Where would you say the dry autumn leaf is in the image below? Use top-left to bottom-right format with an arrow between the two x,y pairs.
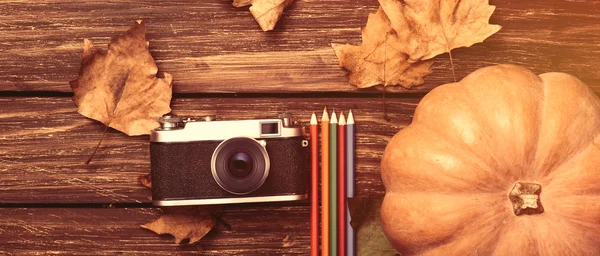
332,7 -> 433,88
70,21 -> 172,137
379,0 -> 501,62
141,206 -> 222,244
137,173 -> 152,189
233,0 -> 294,31
138,177 -> 225,244
334,0 -> 500,88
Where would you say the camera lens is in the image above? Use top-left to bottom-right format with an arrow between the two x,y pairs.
227,151 -> 254,179
211,137 -> 270,195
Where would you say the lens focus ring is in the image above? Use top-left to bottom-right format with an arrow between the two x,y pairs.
211,137 -> 270,195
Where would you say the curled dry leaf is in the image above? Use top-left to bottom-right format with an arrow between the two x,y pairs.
332,8 -> 433,88
70,21 -> 172,136
233,0 -> 294,31
138,178 -> 224,244
379,0 -> 501,62
137,173 -> 152,188
141,206 -> 222,244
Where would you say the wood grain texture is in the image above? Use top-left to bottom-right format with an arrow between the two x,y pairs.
0,206 -> 311,255
1,0 -> 599,93
0,96 -> 418,204
2,0 -> 600,253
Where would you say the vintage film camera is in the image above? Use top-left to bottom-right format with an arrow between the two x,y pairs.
150,113 -> 309,206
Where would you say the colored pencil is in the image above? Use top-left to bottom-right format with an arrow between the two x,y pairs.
329,111 -> 338,256
346,110 -> 355,197
338,112 -> 347,256
321,108 -> 330,256
310,112 -> 318,256
346,110 -> 356,256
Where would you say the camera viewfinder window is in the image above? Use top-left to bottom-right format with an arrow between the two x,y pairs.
261,122 -> 279,135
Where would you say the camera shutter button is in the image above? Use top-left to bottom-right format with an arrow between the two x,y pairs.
158,115 -> 183,129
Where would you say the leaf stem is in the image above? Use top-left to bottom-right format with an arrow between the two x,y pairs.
383,86 -> 389,121
449,50 -> 457,82
382,31 -> 389,121
86,74 -> 128,165
86,125 -> 110,165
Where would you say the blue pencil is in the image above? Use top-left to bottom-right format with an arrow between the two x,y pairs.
346,110 -> 355,197
346,110 -> 356,256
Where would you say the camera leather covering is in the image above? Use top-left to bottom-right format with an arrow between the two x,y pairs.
150,137 -> 308,203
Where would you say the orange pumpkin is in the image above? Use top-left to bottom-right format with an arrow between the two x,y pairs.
381,64 -> 600,255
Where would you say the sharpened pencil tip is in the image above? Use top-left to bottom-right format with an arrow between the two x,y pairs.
330,111 -> 338,123
339,112 -> 346,125
310,112 -> 318,125
347,110 -> 355,124
321,107 -> 329,121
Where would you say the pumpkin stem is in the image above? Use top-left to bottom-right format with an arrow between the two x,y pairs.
508,182 -> 544,216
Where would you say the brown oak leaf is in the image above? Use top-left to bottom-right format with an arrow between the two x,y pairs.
379,0 -> 501,62
233,0 -> 294,31
332,7 -> 433,88
70,20 -> 172,136
141,206 -> 222,244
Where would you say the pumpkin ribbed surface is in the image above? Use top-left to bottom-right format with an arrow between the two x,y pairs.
381,64 -> 600,255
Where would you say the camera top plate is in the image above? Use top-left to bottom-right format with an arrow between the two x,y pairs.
151,114 -> 303,143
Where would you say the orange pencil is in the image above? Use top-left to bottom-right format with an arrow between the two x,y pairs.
338,112 -> 347,256
321,107 -> 330,256
310,112 -> 319,256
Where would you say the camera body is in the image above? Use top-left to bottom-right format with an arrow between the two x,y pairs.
150,114 -> 309,206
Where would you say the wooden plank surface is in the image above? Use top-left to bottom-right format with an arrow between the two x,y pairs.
1,0 -> 599,93
0,96 -> 417,204
2,0 -> 600,254
0,206 -> 310,255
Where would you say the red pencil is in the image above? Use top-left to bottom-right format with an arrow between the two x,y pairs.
338,111 -> 347,256
310,112 -> 319,256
